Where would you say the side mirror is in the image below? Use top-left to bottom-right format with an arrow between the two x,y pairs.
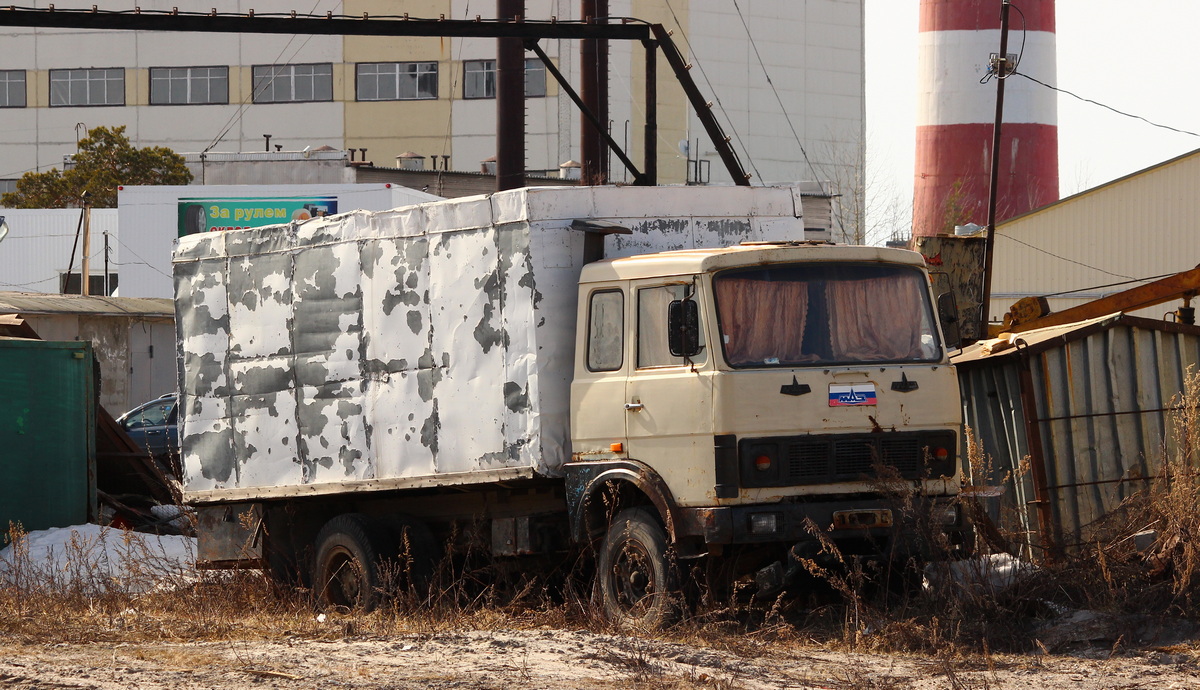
668,299 -> 702,358
937,291 -> 962,350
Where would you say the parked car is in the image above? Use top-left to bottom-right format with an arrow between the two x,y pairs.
116,393 -> 180,478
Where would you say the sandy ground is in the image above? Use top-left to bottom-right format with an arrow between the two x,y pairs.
1,629 -> 1198,689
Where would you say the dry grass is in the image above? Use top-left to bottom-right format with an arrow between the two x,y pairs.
7,379 -> 1200,671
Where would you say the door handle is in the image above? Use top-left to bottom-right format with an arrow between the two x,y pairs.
624,402 -> 644,411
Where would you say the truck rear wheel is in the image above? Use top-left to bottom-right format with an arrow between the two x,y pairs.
598,507 -> 679,628
313,513 -> 393,611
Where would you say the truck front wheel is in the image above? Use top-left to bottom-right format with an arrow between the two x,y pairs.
598,507 -> 679,628
313,514 -> 393,611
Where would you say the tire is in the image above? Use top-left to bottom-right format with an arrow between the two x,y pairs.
183,204 -> 206,235
598,507 -> 679,629
313,513 -> 394,611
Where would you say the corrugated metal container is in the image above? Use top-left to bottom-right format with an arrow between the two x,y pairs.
0,338 -> 96,533
173,184 -> 805,503
954,314 -> 1200,557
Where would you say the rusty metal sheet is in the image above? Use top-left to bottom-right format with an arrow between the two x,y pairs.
195,502 -> 264,566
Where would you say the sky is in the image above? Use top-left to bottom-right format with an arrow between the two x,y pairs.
864,1 -> 1200,238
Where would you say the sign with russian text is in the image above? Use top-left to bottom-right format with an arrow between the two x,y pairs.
178,196 -> 338,236
829,383 -> 877,407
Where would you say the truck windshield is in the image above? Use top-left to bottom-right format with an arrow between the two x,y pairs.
713,262 -> 941,367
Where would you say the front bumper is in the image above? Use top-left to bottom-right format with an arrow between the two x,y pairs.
677,496 -> 962,550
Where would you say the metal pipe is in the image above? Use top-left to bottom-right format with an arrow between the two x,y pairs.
580,0 -> 607,184
643,38 -> 657,186
0,8 -> 652,40
527,40 -> 643,183
496,0 -> 526,191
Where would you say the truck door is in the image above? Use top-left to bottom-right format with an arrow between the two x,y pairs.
570,286 -> 630,458
624,281 -> 714,506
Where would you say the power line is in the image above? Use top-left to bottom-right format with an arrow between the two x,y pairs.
661,0 -> 762,183
201,0 -> 326,154
111,237 -> 172,280
0,275 -> 59,289
996,233 -> 1136,280
1015,71 -> 1200,139
1040,272 -> 1177,298
729,0 -> 821,188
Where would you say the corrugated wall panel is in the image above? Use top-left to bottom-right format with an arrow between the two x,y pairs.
0,209 -> 119,294
989,151 -> 1200,322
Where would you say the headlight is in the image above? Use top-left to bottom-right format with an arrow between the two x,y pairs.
749,513 -> 780,534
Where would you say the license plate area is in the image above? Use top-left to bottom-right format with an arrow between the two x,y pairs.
831,509 -> 893,530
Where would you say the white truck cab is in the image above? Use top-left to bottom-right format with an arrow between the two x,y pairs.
567,242 -> 965,624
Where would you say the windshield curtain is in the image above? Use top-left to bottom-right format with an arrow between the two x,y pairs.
714,262 -> 940,367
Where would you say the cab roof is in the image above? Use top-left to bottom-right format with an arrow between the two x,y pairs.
578,242 -> 927,283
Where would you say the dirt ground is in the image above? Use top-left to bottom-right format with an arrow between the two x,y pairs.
1,629 -> 1198,689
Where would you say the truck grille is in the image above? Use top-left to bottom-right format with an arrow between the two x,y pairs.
740,432 -> 956,488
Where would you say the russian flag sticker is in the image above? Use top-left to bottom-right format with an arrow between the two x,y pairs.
829,384 -> 877,407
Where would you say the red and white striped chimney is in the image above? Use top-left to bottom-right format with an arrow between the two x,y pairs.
912,0 -> 1058,237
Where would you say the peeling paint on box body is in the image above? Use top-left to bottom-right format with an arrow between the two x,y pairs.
173,186 -> 803,497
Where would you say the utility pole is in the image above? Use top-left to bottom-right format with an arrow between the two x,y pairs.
979,0 -> 1011,339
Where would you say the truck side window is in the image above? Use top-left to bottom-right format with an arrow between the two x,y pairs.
638,284 -> 705,368
587,289 -> 623,371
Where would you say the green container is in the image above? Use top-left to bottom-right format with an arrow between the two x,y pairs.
0,339 -> 96,536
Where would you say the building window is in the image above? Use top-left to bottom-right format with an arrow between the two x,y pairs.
252,63 -> 333,103
61,272 -> 119,296
49,68 -> 124,107
463,59 -> 496,100
463,59 -> 546,99
150,66 -> 229,105
0,179 -> 16,195
357,62 -> 437,101
524,58 -> 546,98
0,70 -> 25,108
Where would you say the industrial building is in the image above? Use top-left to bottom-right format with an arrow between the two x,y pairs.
988,147 -> 1200,323
0,0 -> 865,227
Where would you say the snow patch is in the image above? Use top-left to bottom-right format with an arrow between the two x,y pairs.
0,524 -> 197,593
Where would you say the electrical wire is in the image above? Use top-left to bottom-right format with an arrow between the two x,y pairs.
111,237 -> 173,280
436,0 -> 473,167
729,0 -> 821,187
996,233 -> 1136,279
1015,71 -> 1200,139
0,275 -> 60,289
660,0 -> 762,183
201,0 -> 326,154
980,1 -> 1027,85
1039,272 -> 1177,298
982,2 -> 1199,139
